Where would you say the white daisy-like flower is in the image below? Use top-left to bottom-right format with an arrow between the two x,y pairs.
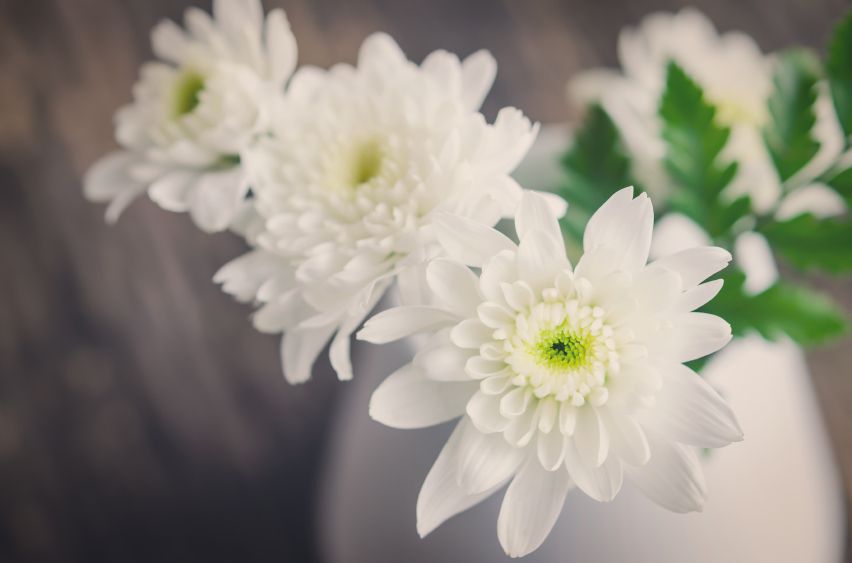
358,188 -> 742,558
215,33 -> 555,383
570,8 -> 843,213
83,0 -> 297,232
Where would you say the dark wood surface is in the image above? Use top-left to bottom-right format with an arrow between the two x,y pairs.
1,0 -> 850,561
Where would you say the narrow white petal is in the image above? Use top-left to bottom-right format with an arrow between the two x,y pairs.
563,441 -> 623,502
516,229 -> 568,293
214,249 -> 288,303
148,170 -> 196,212
497,459 -> 573,558
413,333 -> 472,382
433,212 -> 516,268
329,282 -> 388,381
479,250 -> 517,303
369,364 -> 476,429
150,19 -> 191,64
599,408 -> 650,466
537,430 -> 567,470
449,319 -> 493,349
649,363 -> 743,448
83,151 -> 147,223
651,246 -> 732,288
186,168 -> 247,233
584,187 -> 654,271
670,312 -> 732,362
460,49 -> 497,110
515,190 -> 565,248
358,32 -> 406,69
281,322 -> 337,384
467,391 -> 510,432
627,437 -> 707,513
417,420 -> 507,537
456,421 -> 525,494
426,259 -> 482,316
357,306 -> 458,344
676,279 -> 724,313
265,9 -> 298,85
574,407 -> 609,467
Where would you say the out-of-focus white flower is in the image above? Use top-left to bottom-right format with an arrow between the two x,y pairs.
359,188 -> 741,558
570,8 -> 844,213
215,33 -> 556,383
84,0 -> 297,231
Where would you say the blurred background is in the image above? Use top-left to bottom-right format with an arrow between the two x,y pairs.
1,0 -> 851,561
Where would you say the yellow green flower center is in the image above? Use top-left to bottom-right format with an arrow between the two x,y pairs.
532,327 -> 593,371
347,138 -> 384,187
172,70 -> 206,118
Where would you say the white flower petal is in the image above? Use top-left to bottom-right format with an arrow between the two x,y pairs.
456,421 -> 525,494
214,249 -> 288,303
537,429 -> 567,470
515,190 -> 565,250
426,259 -> 482,317
417,420 -> 507,537
583,187 -> 653,272
369,364 -> 476,429
670,312 -> 732,362
649,363 -> 743,447
651,246 -> 732,289
460,49 -> 497,111
599,408 -> 650,466
264,9 -> 298,85
281,322 -> 337,384
676,278 -> 724,313
574,406 -> 609,467
497,458 -> 573,558
148,170 -> 197,212
329,281 -> 388,381
186,168 -> 247,233
433,212 -> 516,268
83,151 -> 147,224
467,390 -> 510,432
627,437 -> 706,513
479,250 -> 517,303
357,306 -> 459,344
450,319 -> 493,349
517,229 -> 569,293
413,333 -> 472,382
563,441 -> 623,502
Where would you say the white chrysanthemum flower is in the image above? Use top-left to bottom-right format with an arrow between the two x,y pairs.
359,188 -> 742,558
215,33 -> 556,383
83,0 -> 296,231
570,8 -> 843,213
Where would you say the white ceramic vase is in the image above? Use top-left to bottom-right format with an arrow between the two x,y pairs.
317,127 -> 846,563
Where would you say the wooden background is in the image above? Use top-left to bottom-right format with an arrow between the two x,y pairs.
1,0 -> 850,561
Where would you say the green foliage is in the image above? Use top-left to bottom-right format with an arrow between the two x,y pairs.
760,213 -> 852,273
763,50 -> 822,181
826,166 -> 852,203
827,11 -> 852,142
558,103 -> 636,244
703,269 -> 847,345
659,62 -> 750,238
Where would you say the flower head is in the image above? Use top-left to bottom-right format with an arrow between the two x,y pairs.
359,187 -> 742,557
215,33 -> 552,383
84,0 -> 297,231
570,8 -> 842,212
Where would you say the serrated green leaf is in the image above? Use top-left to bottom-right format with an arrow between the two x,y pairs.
558,103 -> 636,247
659,62 -> 748,238
759,212 -> 852,273
827,11 -> 852,142
763,49 -> 822,181
702,269 -> 847,345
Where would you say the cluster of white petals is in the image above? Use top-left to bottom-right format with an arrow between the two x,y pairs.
360,188 -> 742,557
84,0 -> 296,231
215,33 -> 550,383
570,8 -> 844,213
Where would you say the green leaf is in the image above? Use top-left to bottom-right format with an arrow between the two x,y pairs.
827,11 -> 852,142
825,166 -> 852,203
703,269 -> 847,346
558,103 -> 636,245
763,49 -> 822,181
759,212 -> 852,273
659,62 -> 748,238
